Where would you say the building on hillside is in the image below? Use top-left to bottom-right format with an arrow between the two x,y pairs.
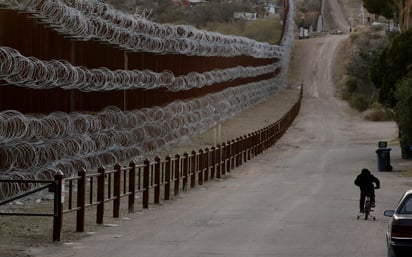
265,2 -> 281,14
183,0 -> 208,7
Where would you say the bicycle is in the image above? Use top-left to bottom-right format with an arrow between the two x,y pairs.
357,195 -> 376,221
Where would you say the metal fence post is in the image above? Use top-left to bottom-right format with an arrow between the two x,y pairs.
226,142 -> 231,173
143,159 -> 150,209
230,140 -> 236,169
242,136 -> 247,164
204,148 -> 209,182
234,138 -> 242,167
269,125 -> 275,146
154,156 -> 161,204
198,149 -> 204,186
165,155 -> 171,200
221,143 -> 226,176
128,161 -> 136,213
191,151 -> 196,188
211,147 -> 216,179
174,154 -> 180,196
183,153 -> 189,191
252,132 -> 257,157
237,138 -> 242,166
247,133 -> 252,157
76,168 -> 86,232
96,166 -> 105,224
216,144 -> 221,179
53,171 -> 64,242
113,163 -> 121,218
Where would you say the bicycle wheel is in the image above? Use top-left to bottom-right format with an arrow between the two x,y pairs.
364,202 -> 370,220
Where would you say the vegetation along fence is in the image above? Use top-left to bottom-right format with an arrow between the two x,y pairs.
0,86 -> 302,241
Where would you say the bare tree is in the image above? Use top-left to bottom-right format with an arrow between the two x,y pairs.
391,0 -> 412,31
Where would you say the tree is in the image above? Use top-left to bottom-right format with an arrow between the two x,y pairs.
343,27 -> 390,111
369,30 -> 412,159
394,72 -> 412,158
363,0 -> 395,20
369,30 -> 412,107
363,0 -> 412,31
391,0 -> 412,31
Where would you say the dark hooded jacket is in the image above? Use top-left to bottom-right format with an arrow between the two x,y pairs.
354,168 -> 380,192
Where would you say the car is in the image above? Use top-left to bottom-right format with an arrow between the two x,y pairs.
330,29 -> 343,35
384,189 -> 412,257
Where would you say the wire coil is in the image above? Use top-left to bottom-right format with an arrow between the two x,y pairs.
0,76 -> 283,198
0,46 -> 280,91
3,0 -> 285,58
0,0 -> 296,199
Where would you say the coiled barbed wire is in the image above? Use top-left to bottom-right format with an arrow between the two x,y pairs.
0,46 -> 280,91
0,0 -> 296,199
0,76 -> 283,198
1,0 -> 284,58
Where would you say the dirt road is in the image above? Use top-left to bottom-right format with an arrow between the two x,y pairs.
27,1 -> 412,257
323,0 -> 350,32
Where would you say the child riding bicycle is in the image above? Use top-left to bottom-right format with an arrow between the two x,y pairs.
354,168 -> 380,213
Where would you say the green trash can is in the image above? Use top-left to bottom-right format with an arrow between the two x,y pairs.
376,148 -> 392,171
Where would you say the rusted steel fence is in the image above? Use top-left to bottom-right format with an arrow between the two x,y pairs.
0,5 -> 280,114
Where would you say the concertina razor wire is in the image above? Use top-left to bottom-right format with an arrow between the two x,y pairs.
0,46 -> 280,92
0,77 -> 285,198
0,0 -> 296,198
1,0 -> 284,58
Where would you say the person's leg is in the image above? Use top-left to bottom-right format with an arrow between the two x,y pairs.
370,189 -> 376,207
360,191 -> 366,212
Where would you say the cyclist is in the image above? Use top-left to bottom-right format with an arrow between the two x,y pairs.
354,168 -> 380,213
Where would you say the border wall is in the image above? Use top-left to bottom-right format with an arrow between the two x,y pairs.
0,0 -> 295,180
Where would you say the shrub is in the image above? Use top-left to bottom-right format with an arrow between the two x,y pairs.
363,108 -> 393,121
342,25 -> 391,114
345,77 -> 358,93
395,73 -> 412,158
350,94 -> 369,111
341,76 -> 358,100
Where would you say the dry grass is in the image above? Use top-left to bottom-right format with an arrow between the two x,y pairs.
203,15 -> 283,44
400,168 -> 412,177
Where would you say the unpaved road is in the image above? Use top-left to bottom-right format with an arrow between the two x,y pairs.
323,0 -> 349,32
29,2 -> 412,257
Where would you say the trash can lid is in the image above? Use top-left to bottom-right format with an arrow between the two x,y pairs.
376,148 -> 392,152
378,141 -> 388,148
